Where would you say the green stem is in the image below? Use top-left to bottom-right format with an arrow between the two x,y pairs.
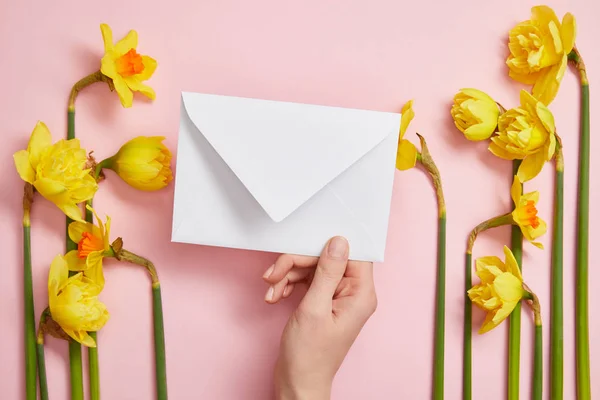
433,214 -> 446,400
68,110 -> 75,140
463,252 -> 472,400
571,49 -> 591,400
153,284 -> 168,400
508,160 -> 523,400
85,198 -> 101,400
36,309 -> 50,400
533,325 -> 543,400
67,211 -> 84,400
550,150 -> 564,400
23,184 -> 37,400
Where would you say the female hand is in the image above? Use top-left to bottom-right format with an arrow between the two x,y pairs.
263,236 -> 377,400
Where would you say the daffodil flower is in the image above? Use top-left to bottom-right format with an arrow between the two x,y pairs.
64,206 -> 112,289
48,255 -> 109,347
451,88 -> 500,141
100,24 -> 157,108
468,246 -> 525,334
510,176 -> 547,248
396,100 -> 418,170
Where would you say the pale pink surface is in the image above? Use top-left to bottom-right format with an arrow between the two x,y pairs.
0,0 -> 598,398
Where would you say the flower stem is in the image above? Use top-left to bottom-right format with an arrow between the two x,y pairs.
86,199 -> 101,400
416,134 -> 445,400
569,47 -> 591,400
22,183 -> 37,400
508,160 -> 523,400
467,213 -> 513,254
114,247 -> 167,399
36,309 -> 50,400
68,71 -> 107,112
463,252 -> 472,400
550,145 -> 564,400
524,288 -> 543,400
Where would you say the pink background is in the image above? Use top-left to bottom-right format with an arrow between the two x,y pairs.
0,0 -> 598,398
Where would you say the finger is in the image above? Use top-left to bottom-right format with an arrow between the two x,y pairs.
344,260 -> 374,283
283,283 -> 295,298
265,277 -> 288,304
263,254 -> 318,284
300,236 -> 349,313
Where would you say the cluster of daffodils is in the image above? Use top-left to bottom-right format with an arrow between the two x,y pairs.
16,23 -> 171,400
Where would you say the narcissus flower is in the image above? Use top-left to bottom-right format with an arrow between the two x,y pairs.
48,255 -> 109,347
510,176 -> 547,248
451,89 -> 500,141
102,136 -> 173,191
100,23 -> 157,108
65,206 -> 112,289
489,90 -> 556,182
468,246 -> 525,334
13,122 -> 98,221
506,6 -> 576,105
396,101 -> 418,171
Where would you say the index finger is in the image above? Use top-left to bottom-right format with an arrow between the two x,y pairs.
344,260 -> 374,282
263,254 -> 318,284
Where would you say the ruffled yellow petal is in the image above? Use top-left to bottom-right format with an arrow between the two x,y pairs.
493,272 -> 523,302
399,100 -> 414,139
536,101 -> 556,134
27,122 -> 53,168
100,23 -> 114,52
532,57 -> 566,105
13,150 -> 35,183
114,30 -> 138,56
396,139 -> 417,171
517,151 -> 546,182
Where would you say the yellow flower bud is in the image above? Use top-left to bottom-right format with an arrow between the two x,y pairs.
468,246 -> 524,334
13,122 -> 98,222
104,136 -> 173,191
506,6 -> 576,105
99,23 -> 157,108
451,89 -> 499,141
48,255 -> 109,347
489,90 -> 556,182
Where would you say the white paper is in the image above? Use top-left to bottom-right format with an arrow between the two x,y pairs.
172,92 -> 400,261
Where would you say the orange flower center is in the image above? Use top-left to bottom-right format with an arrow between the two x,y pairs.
78,232 -> 104,259
115,49 -> 145,77
521,200 -> 540,229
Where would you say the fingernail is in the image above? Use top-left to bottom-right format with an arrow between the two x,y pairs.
265,286 -> 274,302
263,265 -> 274,279
328,236 -> 348,258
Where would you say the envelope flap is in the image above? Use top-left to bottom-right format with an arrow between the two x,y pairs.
182,92 -> 400,222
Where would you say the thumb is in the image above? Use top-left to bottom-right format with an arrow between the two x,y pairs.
300,236 -> 349,313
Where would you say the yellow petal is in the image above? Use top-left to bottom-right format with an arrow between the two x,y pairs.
531,241 -> 544,249
13,150 -> 35,183
399,100 -> 414,138
48,255 -> 69,294
123,77 -> 156,100
396,139 -> 417,171
66,329 -> 96,348
503,246 -> 522,281
536,101 -> 556,134
100,23 -> 114,52
510,175 -> 521,206
136,56 -> 157,81
493,272 -> 524,302
532,57 -> 566,105
84,257 -> 105,290
489,141 -> 518,160
112,76 -> 134,108
114,29 -> 138,55
478,311 -> 498,334
61,203 -> 85,223
27,121 -> 53,168
64,250 -> 87,272
475,256 -> 504,283
517,152 -> 546,182
531,6 -> 561,34
561,13 -> 576,54
459,88 -> 496,103
100,53 -> 119,81
68,221 -> 94,243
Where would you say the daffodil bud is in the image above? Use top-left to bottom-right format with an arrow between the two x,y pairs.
468,246 -> 525,334
451,89 -> 500,141
506,6 -> 576,105
490,90 -> 556,182
48,255 -> 109,347
102,136 -> 173,191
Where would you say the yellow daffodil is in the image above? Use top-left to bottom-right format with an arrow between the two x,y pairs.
48,254 -> 109,347
13,122 -> 98,221
100,23 -> 157,108
396,100 -> 418,170
65,206 -> 112,289
468,246 -> 525,334
451,89 -> 500,141
507,6 -> 576,105
102,136 -> 173,191
489,90 -> 556,182
510,176 -> 547,248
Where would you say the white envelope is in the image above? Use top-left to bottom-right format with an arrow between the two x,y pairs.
171,92 -> 400,262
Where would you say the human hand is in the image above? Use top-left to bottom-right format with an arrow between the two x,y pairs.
262,236 -> 377,400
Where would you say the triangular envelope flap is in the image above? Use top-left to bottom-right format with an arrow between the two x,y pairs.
182,92 -> 400,222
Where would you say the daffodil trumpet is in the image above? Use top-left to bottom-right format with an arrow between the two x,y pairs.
508,160 -> 523,400
416,135 -> 446,400
568,46 -> 591,400
22,183 -> 37,400
550,141 -> 564,400
111,240 -> 168,400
